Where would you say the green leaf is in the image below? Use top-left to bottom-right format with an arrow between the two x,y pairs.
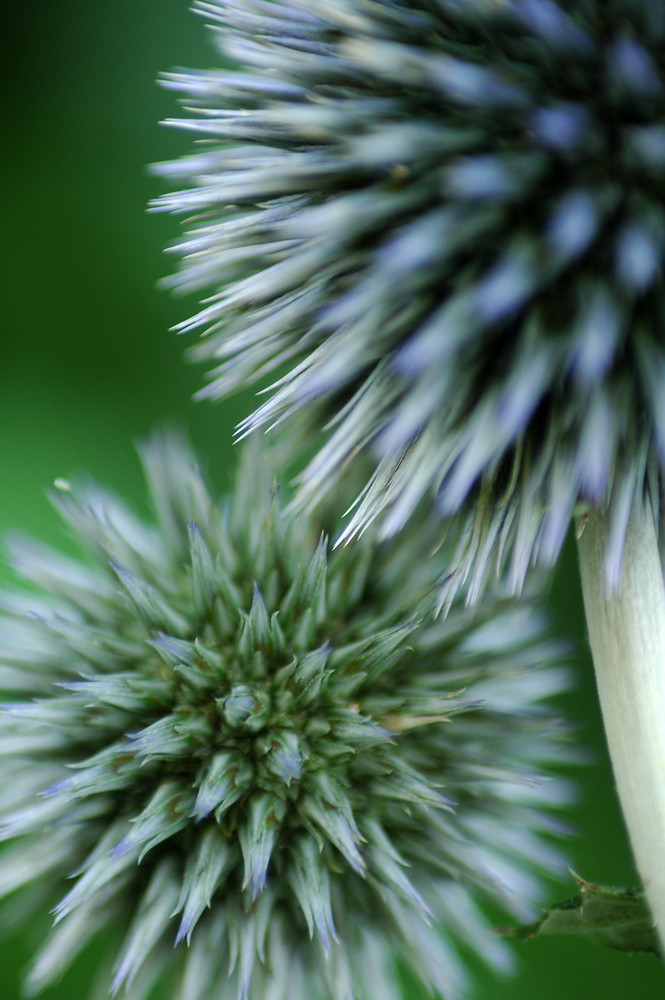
499,873 -> 661,957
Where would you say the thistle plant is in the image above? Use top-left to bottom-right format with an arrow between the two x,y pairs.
0,433 -> 573,1000
153,0 -> 665,948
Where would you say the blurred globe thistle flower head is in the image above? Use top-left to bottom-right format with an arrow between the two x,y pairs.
0,433 -> 574,1000
154,0 -> 665,604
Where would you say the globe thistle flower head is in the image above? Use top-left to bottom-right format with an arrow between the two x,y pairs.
154,0 -> 665,603
0,433 -> 575,1000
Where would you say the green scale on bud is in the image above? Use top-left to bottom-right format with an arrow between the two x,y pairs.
0,433 -> 575,1000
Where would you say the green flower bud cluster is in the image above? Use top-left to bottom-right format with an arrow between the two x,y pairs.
0,434 -> 574,1000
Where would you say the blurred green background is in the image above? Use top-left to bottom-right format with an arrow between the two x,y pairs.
1,2 -> 663,998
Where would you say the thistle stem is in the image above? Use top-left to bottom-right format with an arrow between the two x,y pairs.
577,499 -> 665,950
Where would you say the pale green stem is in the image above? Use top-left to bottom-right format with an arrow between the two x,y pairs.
577,499 -> 665,951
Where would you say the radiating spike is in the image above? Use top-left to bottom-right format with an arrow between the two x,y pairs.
112,861 -> 180,995
239,796 -> 285,901
174,827 -> 234,944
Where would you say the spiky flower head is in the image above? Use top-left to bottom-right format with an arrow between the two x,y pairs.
154,0 -> 665,603
0,433 -> 573,1000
